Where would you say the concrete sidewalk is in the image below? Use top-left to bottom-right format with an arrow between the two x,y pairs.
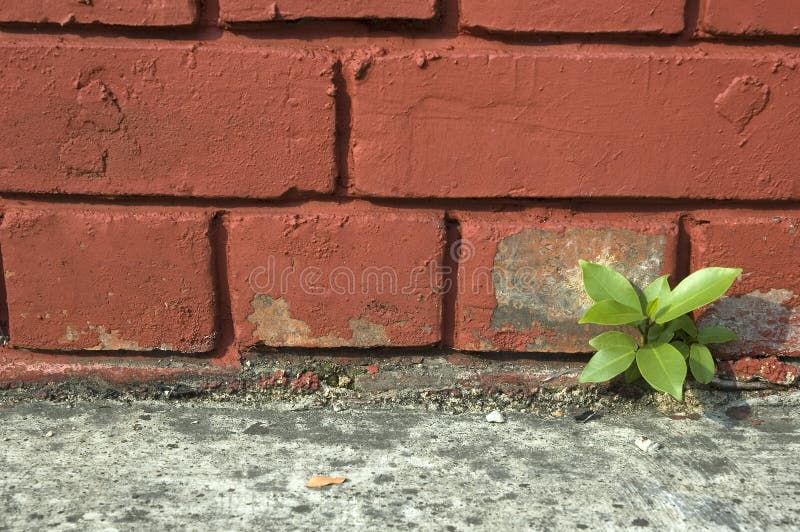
1,397 -> 799,531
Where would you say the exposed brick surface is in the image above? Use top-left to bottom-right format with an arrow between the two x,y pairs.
700,0 -> 800,36
226,203 -> 445,348
219,0 -> 437,22
1,1 -> 800,385
689,212 -> 800,358
0,206 -> 217,352
460,0 -> 685,34
718,356 -> 799,386
0,44 -> 336,198
0,0 -> 197,26
350,52 -> 800,199
453,210 -> 679,352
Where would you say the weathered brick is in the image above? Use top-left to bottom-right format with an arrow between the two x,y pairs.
718,357 -> 798,386
0,44 -> 336,198
219,0 -> 437,22
453,210 -> 678,352
350,51 -> 800,199
0,206 -> 217,352
699,0 -> 800,36
227,202 -> 444,348
0,0 -> 197,26
460,0 -> 684,34
689,212 -> 800,358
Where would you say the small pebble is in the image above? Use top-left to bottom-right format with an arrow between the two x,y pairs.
486,410 -> 506,423
574,410 -> 598,423
45,431 -> 54,438
635,436 -> 661,453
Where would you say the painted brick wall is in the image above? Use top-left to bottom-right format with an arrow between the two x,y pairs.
1,0 -> 799,383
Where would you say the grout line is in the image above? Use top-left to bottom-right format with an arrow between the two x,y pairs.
676,214 -> 693,281
208,210 -> 239,366
2,17 -> 800,48
684,0 -> 702,39
2,193 -> 800,213
332,60 -> 352,195
440,215 -> 461,348
199,0 -> 220,27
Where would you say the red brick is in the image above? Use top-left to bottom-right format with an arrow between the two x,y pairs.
0,0 -> 197,26
227,202 -> 444,348
460,0 -> 684,34
699,0 -> 800,36
718,357 -> 798,386
219,0 -> 437,22
453,210 -> 678,352
689,212 -> 800,358
349,51 -> 800,200
0,44 -> 336,198
0,205 -> 217,352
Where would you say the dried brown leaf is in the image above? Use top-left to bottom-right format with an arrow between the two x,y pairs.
306,475 -> 346,488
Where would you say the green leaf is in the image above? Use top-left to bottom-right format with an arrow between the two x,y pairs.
647,324 -> 664,343
579,260 -> 642,311
666,315 -> 698,339
624,362 -> 642,384
579,300 -> 646,325
655,267 -> 742,324
643,274 -> 671,316
689,343 -> 715,384
636,343 -> 687,400
655,329 -> 675,344
697,326 -> 738,344
646,298 -> 659,317
589,331 -> 638,351
579,346 -> 638,383
671,341 -> 690,360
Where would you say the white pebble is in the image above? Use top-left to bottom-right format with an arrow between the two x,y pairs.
635,436 -> 662,453
485,410 -> 506,423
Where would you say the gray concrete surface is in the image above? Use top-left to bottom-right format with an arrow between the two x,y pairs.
1,397 -> 799,531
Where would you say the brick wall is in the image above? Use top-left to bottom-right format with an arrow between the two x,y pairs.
1,0 -> 799,384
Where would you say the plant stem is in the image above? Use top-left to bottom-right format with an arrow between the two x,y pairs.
641,319 -> 653,345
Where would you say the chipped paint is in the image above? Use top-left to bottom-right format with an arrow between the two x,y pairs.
348,317 -> 390,346
487,227 -> 666,348
714,76 -> 770,133
62,325 -> 80,342
718,356 -> 798,385
247,295 -> 391,347
59,324 -> 174,351
89,326 -> 143,351
700,289 -> 800,357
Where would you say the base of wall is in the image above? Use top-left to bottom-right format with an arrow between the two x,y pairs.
2,349 -> 797,413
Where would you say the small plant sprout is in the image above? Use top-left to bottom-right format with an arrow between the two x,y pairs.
576,260 -> 742,400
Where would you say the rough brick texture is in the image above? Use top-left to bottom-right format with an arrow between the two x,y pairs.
227,203 -> 444,348
460,0 -> 685,34
350,52 -> 800,199
0,44 -> 336,198
0,1 -> 198,26
689,212 -> 800,358
700,0 -> 800,36
2,1 -> 800,383
453,210 -> 678,352
718,357 -> 798,386
219,0 -> 437,22
0,206 -> 216,352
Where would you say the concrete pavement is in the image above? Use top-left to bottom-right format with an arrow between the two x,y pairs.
1,395 -> 799,531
